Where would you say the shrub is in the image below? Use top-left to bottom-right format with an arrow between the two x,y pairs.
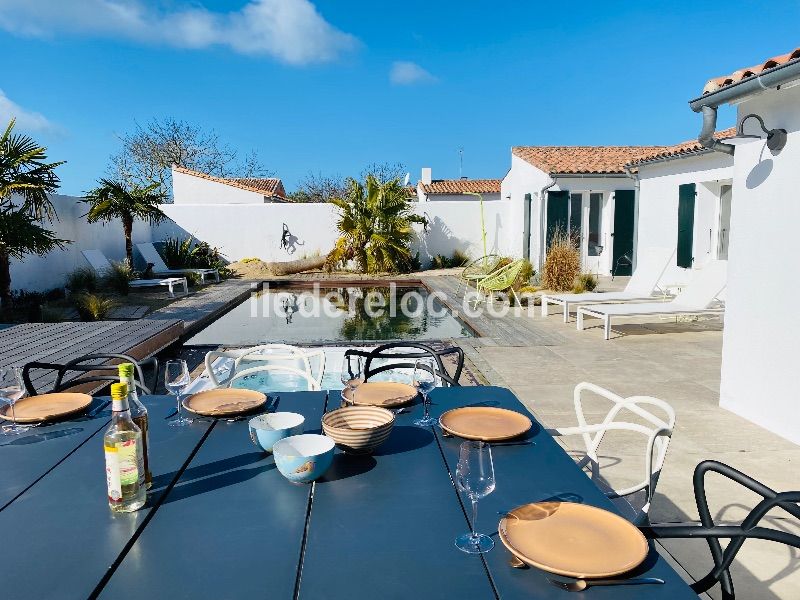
514,259 -> 535,289
103,261 -> 133,295
430,254 -> 450,269
541,230 -> 581,292
450,249 -> 470,267
517,285 -> 540,306
74,293 -> 118,321
66,267 -> 99,294
573,273 -> 598,294
162,236 -> 229,278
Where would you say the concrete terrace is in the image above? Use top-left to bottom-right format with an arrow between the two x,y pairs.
418,273 -> 799,600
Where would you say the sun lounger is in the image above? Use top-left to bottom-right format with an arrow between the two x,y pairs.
81,249 -> 188,297
136,242 -> 219,284
541,247 -> 674,322
577,260 -> 727,340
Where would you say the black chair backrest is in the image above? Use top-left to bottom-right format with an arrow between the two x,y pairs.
642,460 -> 800,599
344,342 -> 464,387
22,353 -> 158,396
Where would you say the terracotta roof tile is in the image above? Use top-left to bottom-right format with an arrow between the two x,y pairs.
702,47 -> 800,95
512,146 -> 668,175
420,179 -> 501,194
173,166 -> 287,200
628,128 -> 737,166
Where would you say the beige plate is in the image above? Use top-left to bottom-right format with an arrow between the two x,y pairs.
439,406 -> 531,441
499,502 -> 649,578
342,382 -> 418,408
0,393 -> 93,423
183,388 -> 267,417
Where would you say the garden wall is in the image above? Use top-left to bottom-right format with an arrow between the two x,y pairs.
151,199 -> 517,266
10,194 -> 153,293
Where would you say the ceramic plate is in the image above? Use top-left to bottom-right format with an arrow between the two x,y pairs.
342,382 -> 417,408
499,502 -> 649,578
439,406 -> 531,441
0,393 -> 92,423
184,388 -> 267,417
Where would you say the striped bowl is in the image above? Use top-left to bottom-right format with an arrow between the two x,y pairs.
321,405 -> 396,454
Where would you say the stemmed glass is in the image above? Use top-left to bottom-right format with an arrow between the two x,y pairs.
0,367 -> 29,434
412,358 -> 439,427
340,354 -> 363,403
455,440 -> 496,554
165,360 -> 192,427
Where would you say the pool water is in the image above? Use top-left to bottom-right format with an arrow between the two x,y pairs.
188,285 -> 474,346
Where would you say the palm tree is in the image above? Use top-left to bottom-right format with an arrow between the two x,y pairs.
326,174 -> 426,273
0,119 -> 68,306
82,179 -> 167,267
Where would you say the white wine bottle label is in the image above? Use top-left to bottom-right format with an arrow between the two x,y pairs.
104,444 -> 122,503
116,439 -> 140,487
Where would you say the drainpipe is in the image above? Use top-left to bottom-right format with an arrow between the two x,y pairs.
698,105 -> 735,156
537,176 -> 558,269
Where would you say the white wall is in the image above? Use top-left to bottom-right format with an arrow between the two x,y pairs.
500,154 -> 549,264
719,84 -> 800,444
10,194 -> 153,292
637,152 -> 734,284
152,200 -> 514,267
172,169 -> 266,204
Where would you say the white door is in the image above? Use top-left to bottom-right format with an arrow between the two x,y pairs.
717,184 -> 732,260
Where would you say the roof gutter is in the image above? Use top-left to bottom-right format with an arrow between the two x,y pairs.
689,59 -> 800,157
538,176 -> 558,269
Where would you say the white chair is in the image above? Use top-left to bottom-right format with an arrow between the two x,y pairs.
547,382 -> 676,524
136,242 -> 220,284
577,260 -> 727,340
541,247 -> 674,322
204,344 -> 326,388
228,364 -> 321,392
81,249 -> 188,297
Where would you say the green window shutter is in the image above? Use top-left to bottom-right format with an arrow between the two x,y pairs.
546,190 -> 570,249
612,190 -> 636,276
677,183 -> 696,268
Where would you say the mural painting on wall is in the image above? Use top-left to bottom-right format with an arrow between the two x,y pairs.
280,223 -> 305,255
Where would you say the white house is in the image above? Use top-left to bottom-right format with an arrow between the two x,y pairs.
685,46 -> 800,444
630,129 -> 735,285
172,166 -> 288,204
500,145 -> 669,274
416,167 -> 501,202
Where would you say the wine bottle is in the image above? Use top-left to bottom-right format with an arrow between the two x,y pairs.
104,382 -> 146,512
118,363 -> 152,488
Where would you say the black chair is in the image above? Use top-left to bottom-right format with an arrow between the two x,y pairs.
641,460 -> 800,599
22,353 -> 158,396
344,342 -> 464,387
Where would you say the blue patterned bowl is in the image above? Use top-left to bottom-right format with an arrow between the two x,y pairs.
248,412 -> 305,453
273,434 -> 335,483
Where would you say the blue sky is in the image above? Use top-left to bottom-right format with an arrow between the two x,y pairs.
1,0 -> 798,196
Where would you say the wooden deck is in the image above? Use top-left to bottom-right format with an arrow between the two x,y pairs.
147,280 -> 254,337
0,319 -> 183,393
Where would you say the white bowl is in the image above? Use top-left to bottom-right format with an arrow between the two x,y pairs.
248,412 -> 305,452
272,434 -> 335,483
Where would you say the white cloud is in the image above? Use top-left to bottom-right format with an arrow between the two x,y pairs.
0,89 -> 55,132
0,0 -> 357,65
390,61 -> 436,85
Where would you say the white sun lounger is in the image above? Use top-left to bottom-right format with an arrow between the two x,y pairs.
541,247 -> 674,322
136,242 -> 220,284
577,260 -> 727,340
81,249 -> 188,298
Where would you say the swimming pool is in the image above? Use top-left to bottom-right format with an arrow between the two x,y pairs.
187,284 -> 474,346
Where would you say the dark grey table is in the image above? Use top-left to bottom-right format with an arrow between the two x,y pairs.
1,387 -> 695,599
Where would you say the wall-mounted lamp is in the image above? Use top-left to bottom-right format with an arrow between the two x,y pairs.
730,113 -> 787,152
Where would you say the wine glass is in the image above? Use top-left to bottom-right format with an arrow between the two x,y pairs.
165,360 -> 192,427
0,367 -> 28,434
340,354 -> 363,403
412,358 -> 439,427
455,440 -> 496,554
